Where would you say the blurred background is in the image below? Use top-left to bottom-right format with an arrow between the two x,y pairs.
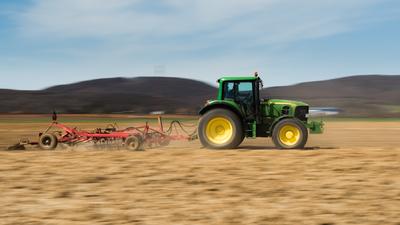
0,0 -> 400,117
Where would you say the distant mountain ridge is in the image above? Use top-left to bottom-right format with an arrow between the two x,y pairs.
262,75 -> 400,117
1,75 -> 399,117
0,77 -> 216,114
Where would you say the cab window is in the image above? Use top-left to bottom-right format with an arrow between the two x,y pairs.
223,82 -> 235,100
223,82 -> 253,101
237,82 -> 253,103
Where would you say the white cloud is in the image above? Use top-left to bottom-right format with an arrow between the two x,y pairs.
19,0 -> 388,43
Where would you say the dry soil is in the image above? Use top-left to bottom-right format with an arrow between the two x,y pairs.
0,120 -> 399,225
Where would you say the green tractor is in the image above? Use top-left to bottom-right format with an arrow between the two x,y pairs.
198,74 -> 324,149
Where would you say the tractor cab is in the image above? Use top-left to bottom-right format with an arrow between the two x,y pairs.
217,75 -> 262,121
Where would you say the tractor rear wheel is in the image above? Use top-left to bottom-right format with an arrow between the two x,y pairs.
272,119 -> 308,149
198,109 -> 243,149
39,134 -> 58,150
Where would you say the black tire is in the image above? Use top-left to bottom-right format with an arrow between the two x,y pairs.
272,119 -> 308,149
125,135 -> 142,151
39,134 -> 58,150
198,108 -> 244,149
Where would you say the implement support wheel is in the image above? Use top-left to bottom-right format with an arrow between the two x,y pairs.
125,135 -> 143,151
39,134 -> 58,150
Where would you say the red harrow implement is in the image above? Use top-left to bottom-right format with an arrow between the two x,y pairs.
8,113 -> 197,151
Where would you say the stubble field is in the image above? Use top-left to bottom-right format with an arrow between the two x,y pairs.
0,115 -> 399,225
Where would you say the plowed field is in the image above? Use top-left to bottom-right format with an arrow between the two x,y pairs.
0,118 -> 399,225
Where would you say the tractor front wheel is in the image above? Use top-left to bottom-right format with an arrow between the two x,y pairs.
272,119 -> 308,149
198,109 -> 243,149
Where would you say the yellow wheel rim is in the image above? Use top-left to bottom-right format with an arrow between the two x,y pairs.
206,117 -> 233,145
279,125 -> 301,146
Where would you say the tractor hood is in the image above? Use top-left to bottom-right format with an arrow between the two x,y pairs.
263,99 -> 309,107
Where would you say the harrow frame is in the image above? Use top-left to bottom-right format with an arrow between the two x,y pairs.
8,114 -> 197,151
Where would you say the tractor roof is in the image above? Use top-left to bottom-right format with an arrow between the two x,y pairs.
218,76 -> 259,83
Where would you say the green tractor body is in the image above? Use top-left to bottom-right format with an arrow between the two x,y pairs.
198,75 -> 324,149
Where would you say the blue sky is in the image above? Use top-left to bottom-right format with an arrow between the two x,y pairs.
0,0 -> 400,90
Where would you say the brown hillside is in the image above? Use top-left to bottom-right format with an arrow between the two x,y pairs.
0,75 -> 399,116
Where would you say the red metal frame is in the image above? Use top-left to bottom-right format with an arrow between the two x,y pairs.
39,116 -> 193,147
9,115 -> 197,150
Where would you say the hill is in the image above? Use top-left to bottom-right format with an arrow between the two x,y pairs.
262,75 -> 400,117
0,75 -> 399,116
0,77 -> 216,114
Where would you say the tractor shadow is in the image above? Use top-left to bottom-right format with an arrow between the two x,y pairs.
237,146 -> 339,151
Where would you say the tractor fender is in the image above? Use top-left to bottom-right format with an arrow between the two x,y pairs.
269,116 -> 303,134
199,103 -> 243,121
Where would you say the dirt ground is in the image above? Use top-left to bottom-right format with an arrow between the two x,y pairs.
0,119 -> 399,225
